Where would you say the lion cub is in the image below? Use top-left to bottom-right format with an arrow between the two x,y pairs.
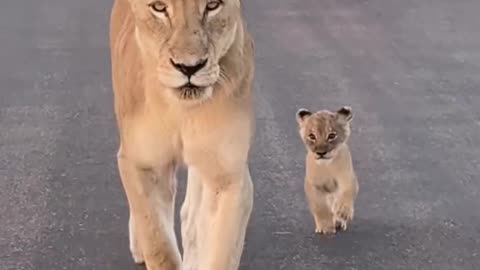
296,106 -> 359,234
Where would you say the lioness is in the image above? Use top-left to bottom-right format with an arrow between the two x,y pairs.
296,107 -> 359,234
109,0 -> 255,269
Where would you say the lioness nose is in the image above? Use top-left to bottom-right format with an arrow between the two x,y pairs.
170,58 -> 208,77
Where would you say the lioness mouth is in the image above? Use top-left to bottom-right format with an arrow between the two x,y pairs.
176,83 -> 206,100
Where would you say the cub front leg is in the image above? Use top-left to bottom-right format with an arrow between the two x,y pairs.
333,179 -> 359,231
198,168 -> 254,270
117,153 -> 181,270
304,182 -> 336,235
333,200 -> 354,231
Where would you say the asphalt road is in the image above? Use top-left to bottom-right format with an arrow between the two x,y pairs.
1,0 -> 480,269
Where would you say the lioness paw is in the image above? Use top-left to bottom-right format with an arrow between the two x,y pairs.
131,249 -> 145,265
129,235 -> 144,265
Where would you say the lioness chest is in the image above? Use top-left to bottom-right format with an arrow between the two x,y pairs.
122,99 -> 253,172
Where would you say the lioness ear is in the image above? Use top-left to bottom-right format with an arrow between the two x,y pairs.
336,106 -> 353,122
296,108 -> 312,124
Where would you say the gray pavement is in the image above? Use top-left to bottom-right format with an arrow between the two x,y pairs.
1,0 -> 480,269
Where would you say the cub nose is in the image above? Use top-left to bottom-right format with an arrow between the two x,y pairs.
316,151 -> 327,157
170,58 -> 208,77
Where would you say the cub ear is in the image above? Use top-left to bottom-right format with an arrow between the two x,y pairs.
296,108 -> 312,124
336,106 -> 353,122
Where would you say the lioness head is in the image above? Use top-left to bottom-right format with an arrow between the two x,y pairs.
128,0 -> 241,101
296,106 -> 353,160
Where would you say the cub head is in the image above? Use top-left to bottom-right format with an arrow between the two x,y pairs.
128,0 -> 241,100
296,106 -> 353,160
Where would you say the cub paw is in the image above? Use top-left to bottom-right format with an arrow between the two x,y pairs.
335,219 -> 348,231
335,204 -> 354,231
314,220 -> 337,235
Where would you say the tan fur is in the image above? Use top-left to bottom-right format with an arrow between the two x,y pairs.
296,107 -> 359,234
109,0 -> 255,269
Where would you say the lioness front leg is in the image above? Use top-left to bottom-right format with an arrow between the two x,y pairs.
180,168 -> 204,270
117,154 -> 181,270
198,169 -> 254,270
128,213 -> 144,264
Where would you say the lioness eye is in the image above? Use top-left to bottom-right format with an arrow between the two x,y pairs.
206,0 -> 222,12
149,1 -> 167,13
308,134 -> 316,141
327,133 -> 337,140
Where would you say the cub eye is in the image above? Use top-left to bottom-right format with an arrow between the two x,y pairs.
149,1 -> 167,13
327,132 -> 337,141
206,0 -> 222,12
308,134 -> 316,141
